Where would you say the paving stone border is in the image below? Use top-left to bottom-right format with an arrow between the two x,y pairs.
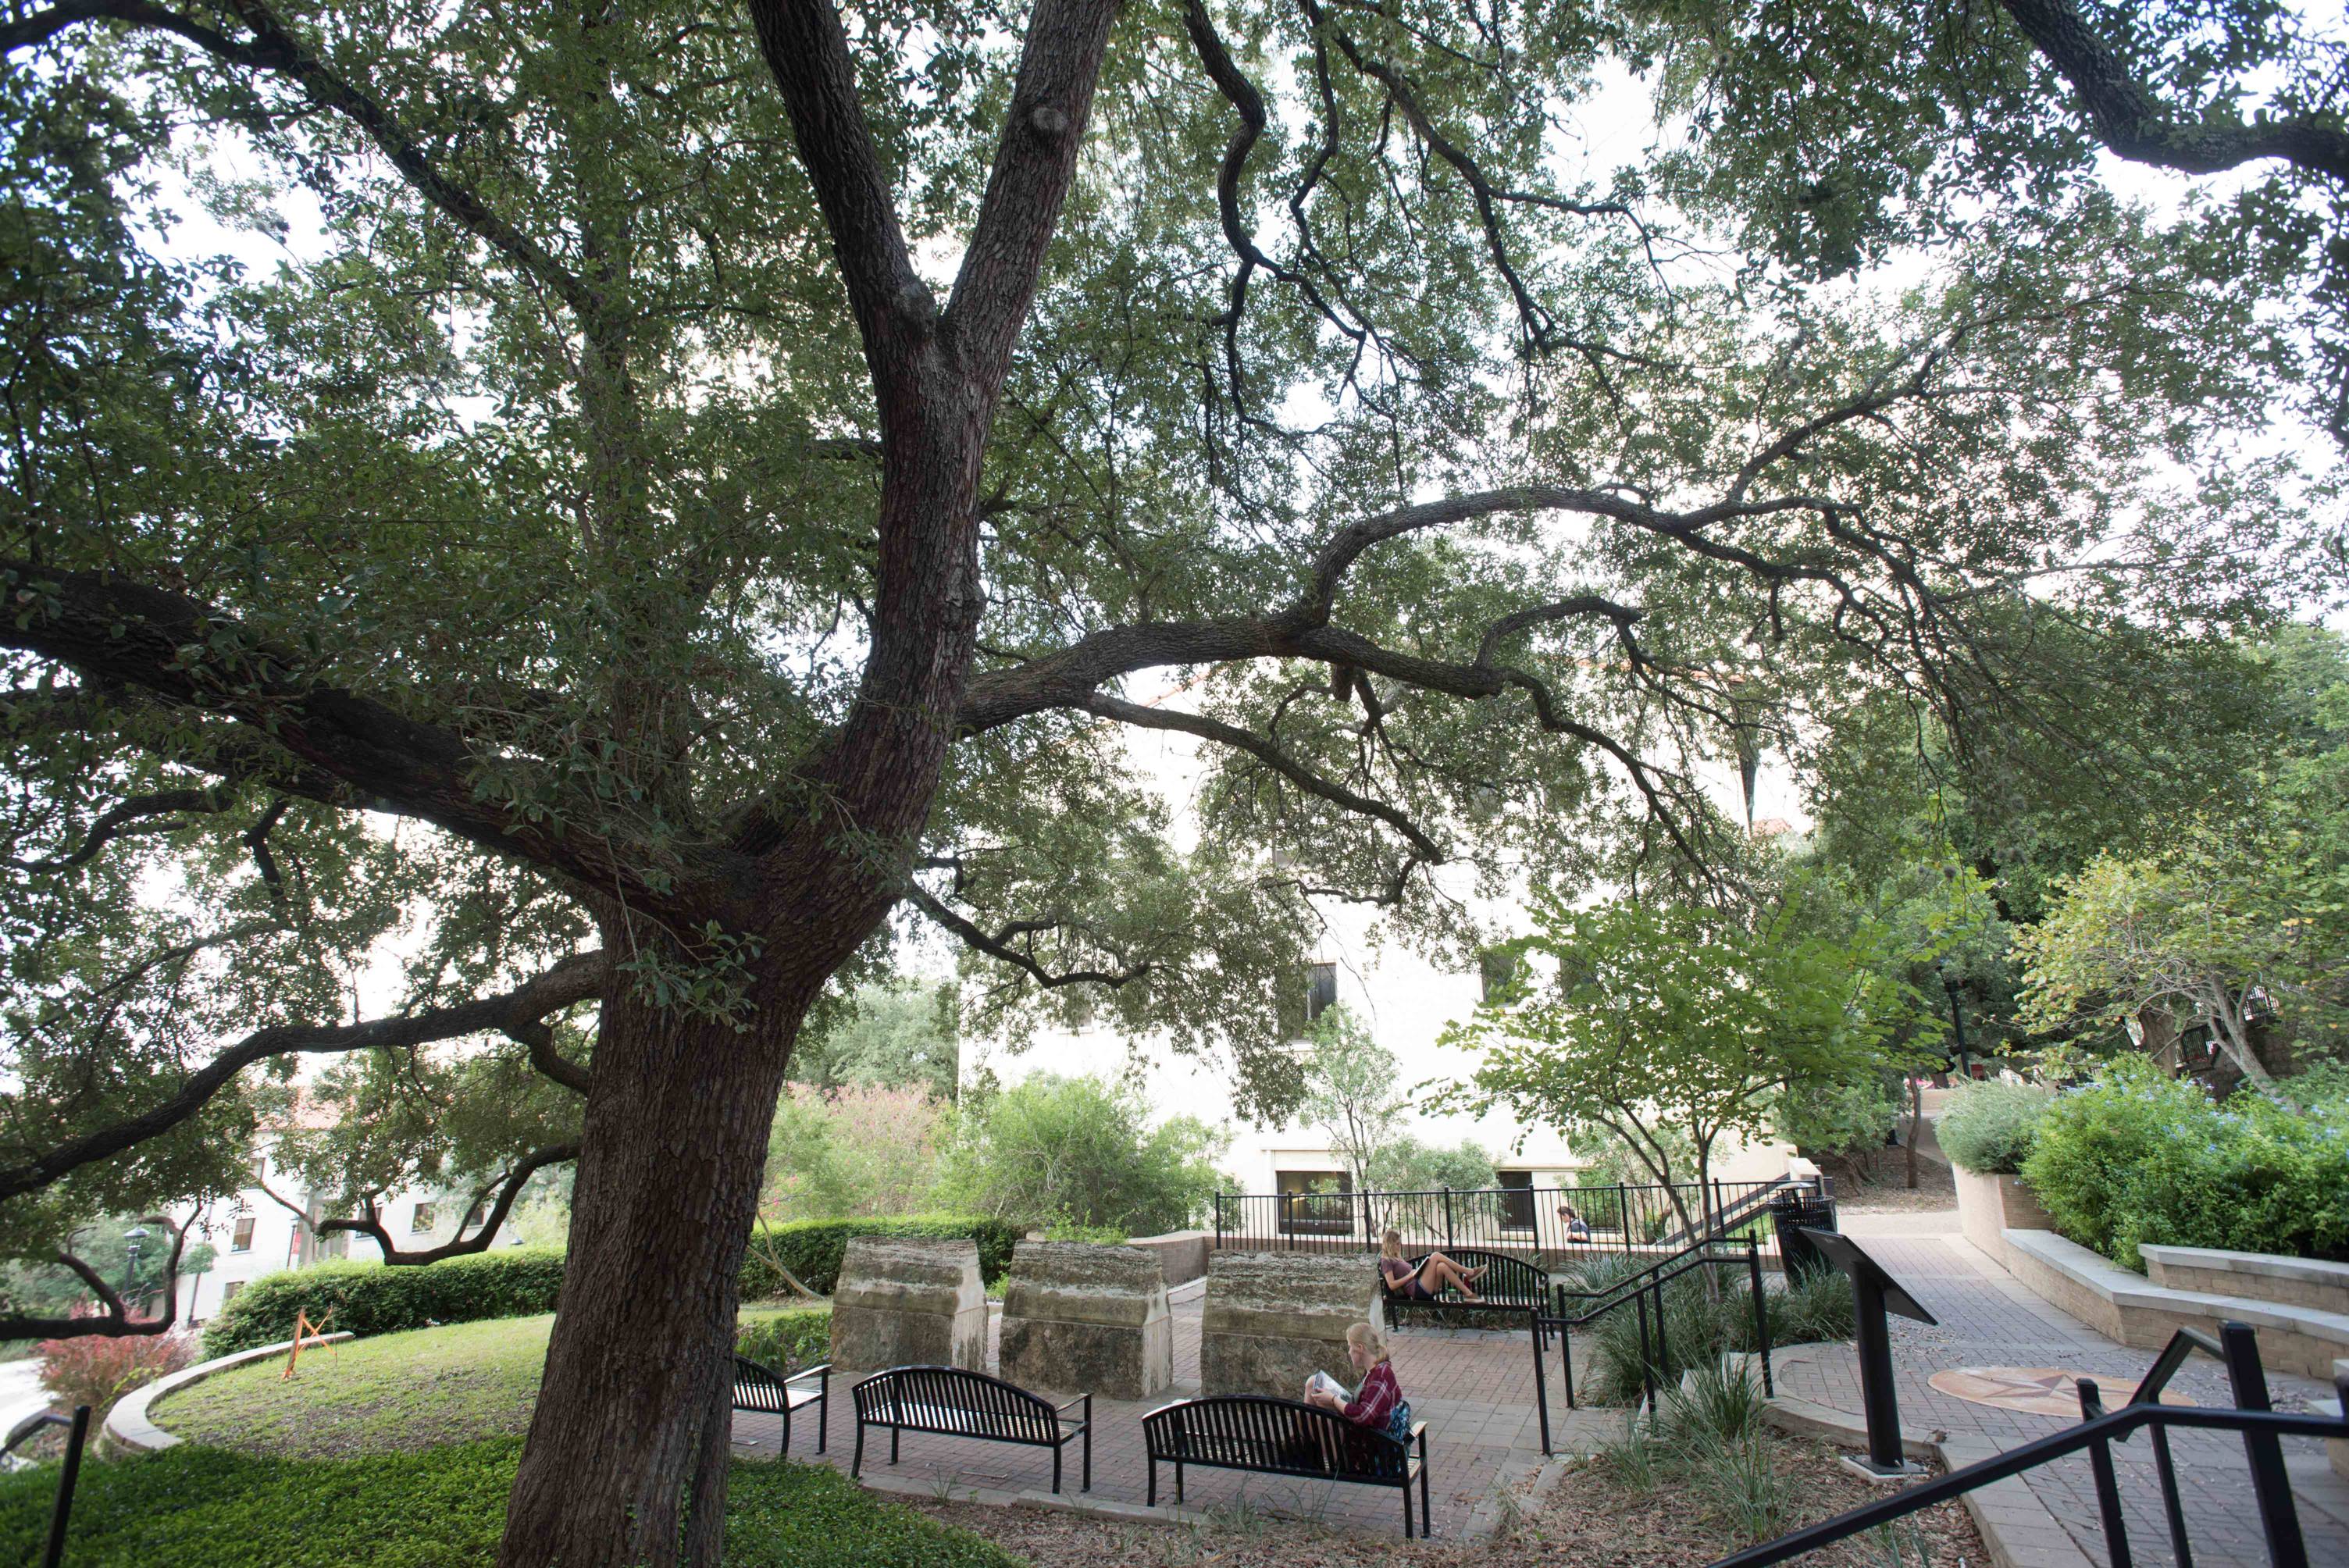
106,1332 -> 355,1452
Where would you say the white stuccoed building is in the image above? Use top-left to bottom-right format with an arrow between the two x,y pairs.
166,1114 -> 532,1324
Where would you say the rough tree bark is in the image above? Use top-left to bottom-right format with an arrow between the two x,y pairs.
498,972 -> 799,1566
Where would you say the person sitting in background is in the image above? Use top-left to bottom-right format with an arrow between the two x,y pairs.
1558,1203 -> 1593,1242
1376,1227 -> 1485,1300
1304,1322 -> 1413,1441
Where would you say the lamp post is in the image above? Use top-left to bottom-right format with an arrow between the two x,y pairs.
1936,959 -> 1973,1081
122,1225 -> 148,1308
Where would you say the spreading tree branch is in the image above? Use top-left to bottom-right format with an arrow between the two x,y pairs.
0,952 -> 605,1203
903,883 -> 1153,989
1998,0 -> 2349,185
0,562 -> 663,894
315,1142 -> 579,1265
0,1213 -> 188,1341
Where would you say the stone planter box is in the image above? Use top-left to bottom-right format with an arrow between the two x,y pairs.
1952,1164 -> 2051,1267
1199,1249 -> 1381,1399
829,1236 -> 987,1375
999,1240 -> 1172,1399
2141,1245 -> 2349,1315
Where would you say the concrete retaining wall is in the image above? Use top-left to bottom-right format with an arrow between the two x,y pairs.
2002,1230 -> 2349,1379
2141,1245 -> 2349,1315
1127,1229 -> 1210,1286
1952,1165 -> 2052,1269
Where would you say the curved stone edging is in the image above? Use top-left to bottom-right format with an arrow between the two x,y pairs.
106,1332 -> 355,1452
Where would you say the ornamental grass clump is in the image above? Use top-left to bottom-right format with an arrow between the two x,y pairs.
1936,1078 -> 2054,1174
2020,1057 -> 2349,1269
1570,1253 -> 1854,1406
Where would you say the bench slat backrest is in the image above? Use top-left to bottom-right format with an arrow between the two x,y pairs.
1144,1396 -> 1406,1479
1382,1248 -> 1546,1305
852,1366 -> 1060,1444
733,1356 -> 792,1417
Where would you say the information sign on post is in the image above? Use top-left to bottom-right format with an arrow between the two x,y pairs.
1798,1228 -> 1937,1479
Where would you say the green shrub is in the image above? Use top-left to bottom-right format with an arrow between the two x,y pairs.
736,1306 -> 830,1374
202,1217 -> 1020,1357
0,1437 -> 1019,1566
2021,1058 -> 2349,1269
1937,1078 -> 2054,1174
739,1214 -> 1023,1299
201,1247 -> 569,1357
1568,1253 -> 1854,1406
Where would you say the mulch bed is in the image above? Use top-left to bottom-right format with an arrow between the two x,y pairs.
907,1429 -> 1989,1566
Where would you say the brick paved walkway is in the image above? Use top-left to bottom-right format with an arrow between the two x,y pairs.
1773,1226 -> 2349,1566
728,1282 -> 1595,1538
729,1221 -> 2349,1557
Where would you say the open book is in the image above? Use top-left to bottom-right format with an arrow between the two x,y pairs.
1305,1371 -> 1350,1402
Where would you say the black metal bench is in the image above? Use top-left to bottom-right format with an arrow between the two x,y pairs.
850,1365 -> 1092,1493
733,1355 -> 831,1455
1142,1395 -> 1431,1538
1379,1248 -> 1548,1325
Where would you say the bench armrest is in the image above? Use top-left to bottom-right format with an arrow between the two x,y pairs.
1053,1391 -> 1092,1427
784,1363 -> 831,1386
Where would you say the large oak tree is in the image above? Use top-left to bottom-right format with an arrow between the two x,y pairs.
0,0 -> 2338,1562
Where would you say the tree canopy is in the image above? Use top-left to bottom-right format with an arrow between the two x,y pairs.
0,0 -> 2340,1559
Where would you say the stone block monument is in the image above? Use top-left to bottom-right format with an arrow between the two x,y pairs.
1199,1249 -> 1384,1398
828,1235 -> 988,1374
998,1240 -> 1173,1399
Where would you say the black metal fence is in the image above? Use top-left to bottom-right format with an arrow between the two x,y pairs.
1212,1175 -> 1832,1264
1709,1321 -> 2340,1568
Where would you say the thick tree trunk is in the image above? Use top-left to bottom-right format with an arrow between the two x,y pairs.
498,981 -> 797,1568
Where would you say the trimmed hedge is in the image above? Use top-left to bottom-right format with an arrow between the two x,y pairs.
201,1248 -> 567,1357
203,1216 -> 1023,1356
0,1437 -> 1020,1567
736,1306 -> 831,1374
740,1214 -> 1023,1299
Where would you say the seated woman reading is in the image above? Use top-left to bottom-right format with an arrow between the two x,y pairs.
1376,1228 -> 1485,1301
1304,1323 -> 1412,1441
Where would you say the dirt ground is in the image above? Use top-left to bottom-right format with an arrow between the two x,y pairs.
910,1428 -> 1988,1568
1830,1153 -> 1956,1214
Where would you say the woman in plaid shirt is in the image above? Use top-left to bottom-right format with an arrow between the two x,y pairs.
1305,1322 -> 1409,1438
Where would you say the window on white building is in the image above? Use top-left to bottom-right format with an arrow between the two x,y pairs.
464,1199 -> 488,1234
1303,963 -> 1337,1022
230,1216 -> 255,1253
411,1202 -> 437,1235
1496,1170 -> 1535,1231
221,1281 -> 242,1306
1478,947 -> 1520,1004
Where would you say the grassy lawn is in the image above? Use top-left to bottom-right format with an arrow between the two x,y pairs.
159,1306 -> 828,1459
0,1438 -> 1018,1567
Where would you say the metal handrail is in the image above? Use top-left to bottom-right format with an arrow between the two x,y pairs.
1710,1406 -> 2344,1568
1709,1325 -> 2340,1568
1527,1234 -> 1774,1451
2,1404 -> 91,1568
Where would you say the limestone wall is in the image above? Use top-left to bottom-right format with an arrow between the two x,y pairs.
999,1240 -> 1172,1399
829,1235 -> 988,1374
1199,1249 -> 1381,1399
